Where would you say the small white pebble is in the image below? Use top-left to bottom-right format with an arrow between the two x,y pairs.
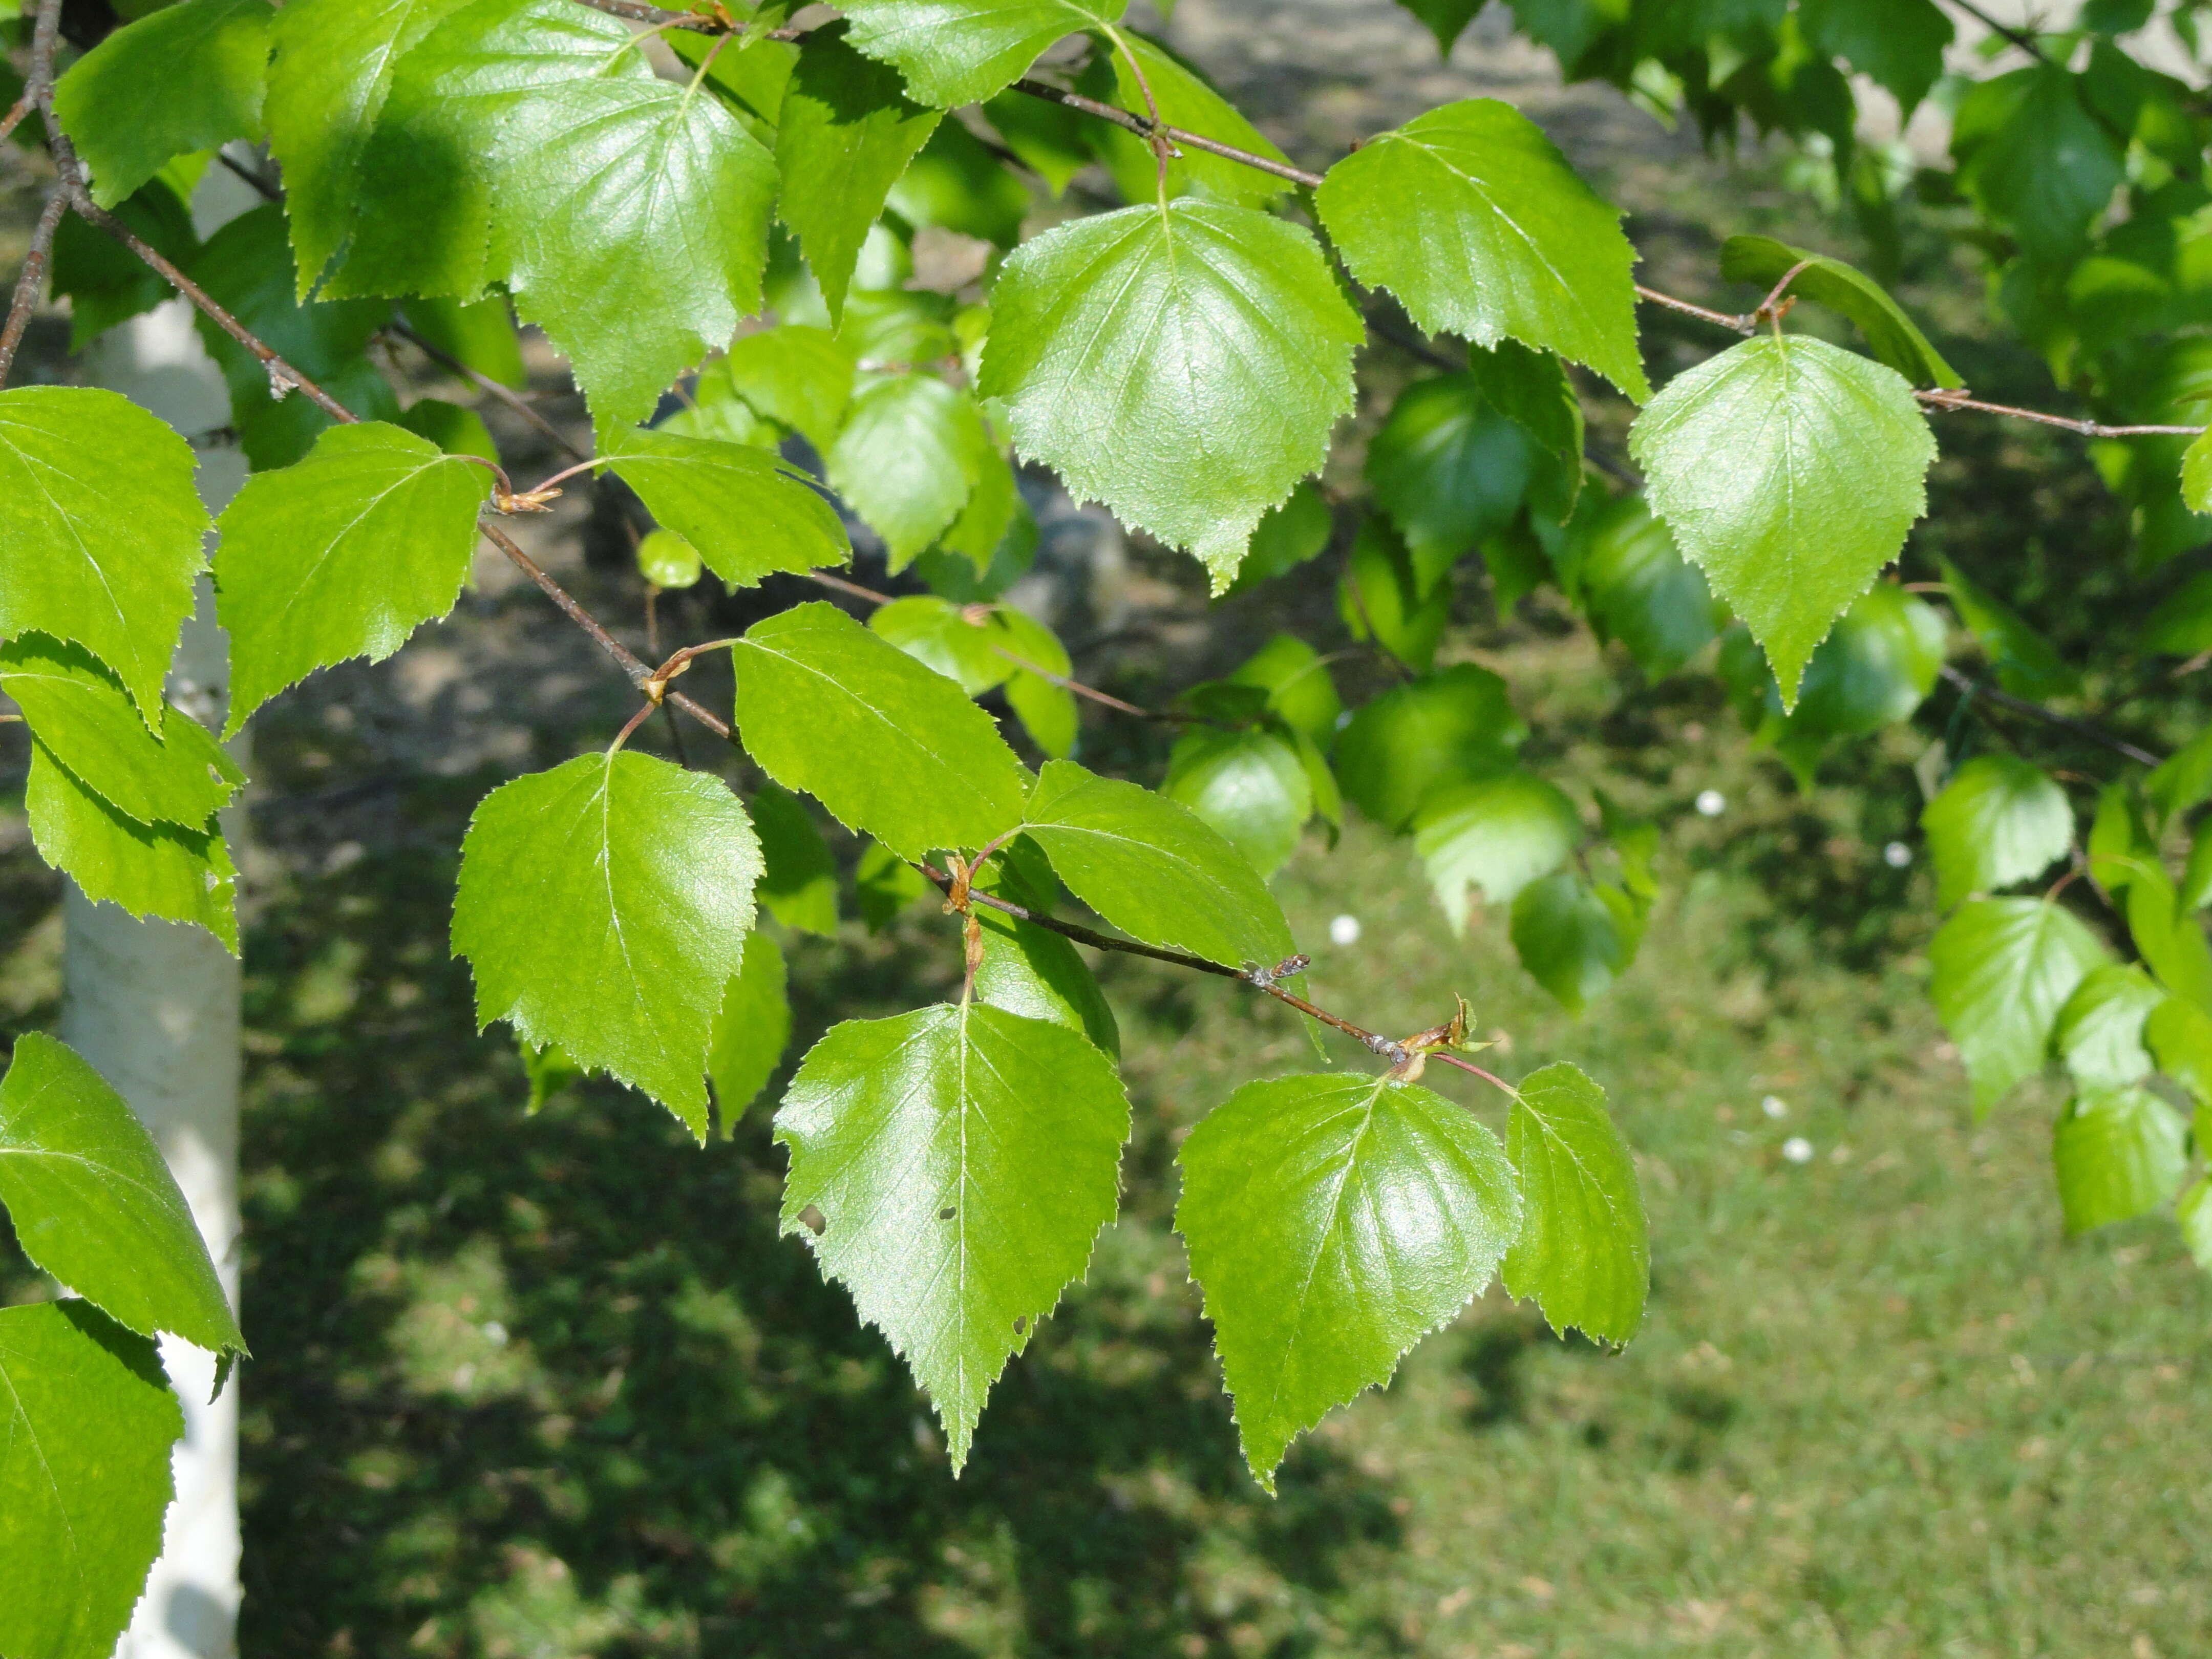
482,1321 -> 508,1347
1761,1094 -> 1788,1120
1333,709 -> 1354,730
1781,1137 -> 1814,1164
1695,789 -> 1727,817
1884,840 -> 1912,868
1329,914 -> 1363,946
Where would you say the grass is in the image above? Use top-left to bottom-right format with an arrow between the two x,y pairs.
8,615 -> 2208,1659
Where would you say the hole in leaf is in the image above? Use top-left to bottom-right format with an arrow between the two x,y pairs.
798,1204 -> 826,1237
1012,1315 -> 1028,1335
938,1206 -> 955,1220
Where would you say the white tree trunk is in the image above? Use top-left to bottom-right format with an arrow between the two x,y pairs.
63,161 -> 259,1659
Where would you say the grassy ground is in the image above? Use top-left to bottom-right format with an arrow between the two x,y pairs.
9,618 -> 2209,1658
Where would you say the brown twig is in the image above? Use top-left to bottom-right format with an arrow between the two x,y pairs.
1007,77 -> 1325,189
1934,0 -> 2054,66
0,184 -> 67,386
390,322 -> 591,462
0,95 -> 29,148
1916,388 -> 2204,439
1634,284 -> 1755,335
1938,665 -> 2162,769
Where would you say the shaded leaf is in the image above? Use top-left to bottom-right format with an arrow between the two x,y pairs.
1366,374 -> 1537,580
842,0 -> 1127,108
25,746 -> 238,952
1337,520 -> 1451,672
1939,555 -> 2081,700
1718,235 -> 1962,387
1336,665 -> 1525,831
709,933 -> 792,1129
1177,1072 -> 1520,1491
55,0 -> 269,208
1510,870 -> 1639,1012
751,783 -> 841,937
1163,725 -> 1313,880
724,325 -> 857,451
827,376 -> 994,569
1413,769 -> 1583,926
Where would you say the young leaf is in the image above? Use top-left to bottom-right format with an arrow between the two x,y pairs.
1510,870 -> 1639,1012
1226,633 -> 1344,748
25,747 -> 239,952
1572,496 -> 1722,679
1922,756 -> 2075,911
1717,236 -> 1963,388
1930,898 -> 2109,1115
776,1003 -> 1130,1470
1501,1061 -> 1648,1344
1396,0 -> 1483,56
972,903 -> 1121,1058
709,934 -> 792,1129
0,637 -> 241,828
1316,98 -> 1648,399
826,376 -> 995,568
0,387 -> 210,729
262,0 -> 481,296
452,752 -> 762,1136
979,199 -> 1362,589
751,783 -> 841,937
1630,335 -> 1937,707
1336,665 -> 1526,831
731,603 -> 1029,860
2052,1088 -> 2188,1234
775,24 -> 945,324
1412,769 -> 1583,926
635,529 -> 703,591
0,1034 -> 244,1358
1091,32 -> 1294,208
53,0 -> 271,209
1337,520 -> 1452,672
2054,964 -> 2167,1091
1365,375 -> 1538,580
498,74 -> 778,425
599,425 -> 848,588
722,326 -> 857,452
1162,726 -> 1313,880
840,0 -> 1128,108
1022,759 -> 1297,969
214,421 -> 488,734
1176,1072 -> 1521,1491
0,1301 -> 183,1659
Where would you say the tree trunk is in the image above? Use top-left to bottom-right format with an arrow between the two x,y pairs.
64,163 -> 258,1659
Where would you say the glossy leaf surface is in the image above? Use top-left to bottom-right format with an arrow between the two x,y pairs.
1930,898 -> 2108,1115
600,425 -> 848,588
842,0 -> 1127,108
24,748 -> 238,952
1922,756 -> 2074,911
1501,1061 -> 1648,1344
54,0 -> 271,208
1413,769 -> 1582,926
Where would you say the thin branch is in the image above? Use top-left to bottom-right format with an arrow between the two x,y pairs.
0,95 -> 29,148
1635,284 -> 1755,335
1007,77 -> 1326,189
1916,388 -> 2203,439
1934,0 -> 2055,66
390,321 -> 589,462
1938,664 -> 2163,768
801,568 -> 896,606
0,184 -> 67,387
569,0 -> 804,38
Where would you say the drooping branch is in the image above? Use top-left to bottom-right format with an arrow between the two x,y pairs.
1938,665 -> 2164,769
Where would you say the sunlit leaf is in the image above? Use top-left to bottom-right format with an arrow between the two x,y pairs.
1501,1061 -> 1647,1344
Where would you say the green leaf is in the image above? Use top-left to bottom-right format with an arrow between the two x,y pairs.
980,85 -> 1094,196
601,424 -> 848,589
396,397 -> 498,464
1572,495 -> 1722,679
1176,1071 -> 1520,1491
1930,898 -> 2109,1115
262,0 -> 481,295
398,294 -> 527,389
53,0 -> 270,208
887,118 -> 1033,246
2147,995 -> 2212,1103
521,1039 -> 584,1115
2180,1174 -> 2212,1272
731,602 -> 1029,860
1510,870 -> 1640,1012
2053,1087 -> 2188,1234
1366,375 -> 1538,579
1630,335 -> 1937,707
1501,1061 -> 1647,1344
0,1033 -> 243,1357
709,933 -> 792,1129
187,205 -> 401,468
1226,634 -> 1344,748
2123,866 -> 2212,1013
871,595 -> 1009,695
1953,67 -> 2125,264
1466,339 -> 1586,520
827,376 -> 994,569
0,637 -> 241,828
980,199 -> 1362,590
1316,98 -> 1648,399
636,529 -> 703,591
2146,726 -> 2212,824
1413,769 -> 1583,927
854,838 -> 933,931
0,1301 -> 183,1659
1162,726 -> 1313,880
724,325 -> 858,453
0,387 -> 210,729
25,747 -> 239,952
776,1002 -> 1129,1470
841,0 -> 1126,108
1336,665 -> 1525,831
1938,555 -> 2081,700
2183,816 -> 2212,914
751,783 -> 841,937
214,421 -> 488,734
2054,964 -> 2167,1091
992,607 -> 1078,758
1225,483 -> 1334,595
498,72 -> 778,424
1396,0 -> 1483,55
1800,0 -> 1952,113
1717,236 -> 1962,388
1022,759 -> 1296,969
1091,32 -> 1293,208
1922,756 -> 2074,910
972,900 -> 1120,1058
452,752 -> 762,1136
2090,780 -> 2160,897
2184,432 -> 2212,517
775,24 -> 945,325
1337,520 -> 1452,673
50,181 -> 201,352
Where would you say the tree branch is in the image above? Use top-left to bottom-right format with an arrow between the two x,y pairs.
1916,388 -> 2204,439
0,184 -> 68,386
1939,665 -> 2163,769
0,94 -> 29,148
1934,0 -> 2055,67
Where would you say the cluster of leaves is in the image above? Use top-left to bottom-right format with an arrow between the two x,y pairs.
10,0 -> 2212,1642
